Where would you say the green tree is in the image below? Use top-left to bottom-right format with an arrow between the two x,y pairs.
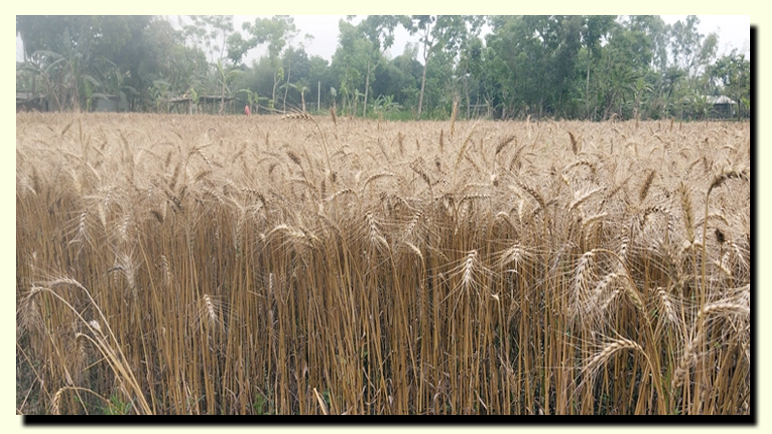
669,15 -> 719,79
281,82 -> 310,112
579,15 -> 616,119
240,16 -> 299,111
627,15 -> 670,71
706,51 -> 750,118
457,16 -> 487,118
407,15 -> 469,120
17,16 -> 199,112
17,16 -> 153,64
181,15 -> 237,65
306,55 -> 334,112
279,39 -> 313,112
372,43 -> 422,113
123,17 -> 188,111
624,16 -> 672,119
331,20 -> 370,116
349,15 -> 408,117
17,16 -> 163,111
663,16 -> 720,118
484,15 -> 584,118
595,18 -> 654,119
215,58 -> 241,114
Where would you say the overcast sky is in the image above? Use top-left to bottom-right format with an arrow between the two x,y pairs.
16,15 -> 751,64
230,15 -> 750,65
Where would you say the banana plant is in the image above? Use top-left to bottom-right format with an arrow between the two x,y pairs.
187,87 -> 200,114
238,88 -> 258,114
740,96 -> 750,117
150,79 -> 171,113
352,88 -> 364,118
371,94 -> 402,118
80,74 -> 105,111
216,58 -> 241,115
689,94 -> 712,120
23,51 -> 68,109
632,77 -> 653,121
97,60 -> 136,111
279,82 -> 310,112
26,48 -> 94,111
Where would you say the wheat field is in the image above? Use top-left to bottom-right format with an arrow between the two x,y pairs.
16,112 -> 750,415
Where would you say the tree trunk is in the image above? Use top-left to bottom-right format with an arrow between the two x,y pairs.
283,60 -> 291,113
585,60 -> 591,119
417,28 -> 431,121
417,59 -> 428,120
220,79 -> 226,115
363,58 -> 371,118
272,71 -> 278,112
464,73 -> 471,119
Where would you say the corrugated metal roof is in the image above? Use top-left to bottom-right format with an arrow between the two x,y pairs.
17,92 -> 40,100
704,95 -> 736,105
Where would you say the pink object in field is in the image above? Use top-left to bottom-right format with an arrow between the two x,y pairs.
245,105 -> 251,117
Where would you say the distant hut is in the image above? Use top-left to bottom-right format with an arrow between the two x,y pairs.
705,95 -> 737,119
94,94 -> 128,112
169,95 -> 234,115
16,92 -> 48,112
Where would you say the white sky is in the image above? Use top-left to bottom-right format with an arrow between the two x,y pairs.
234,15 -> 751,64
16,15 -> 751,64
661,15 -> 750,58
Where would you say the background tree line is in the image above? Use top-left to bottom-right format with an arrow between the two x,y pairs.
16,15 -> 750,120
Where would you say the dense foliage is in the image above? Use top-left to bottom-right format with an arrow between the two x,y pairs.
16,15 -> 750,120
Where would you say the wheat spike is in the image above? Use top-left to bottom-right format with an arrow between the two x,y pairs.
678,182 -> 695,243
496,135 -> 516,156
515,180 -> 547,212
639,170 -> 656,204
569,131 -> 579,155
569,186 -> 606,212
282,111 -> 313,121
585,337 -> 647,378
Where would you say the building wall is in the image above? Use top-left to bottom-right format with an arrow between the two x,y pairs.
95,97 -> 128,112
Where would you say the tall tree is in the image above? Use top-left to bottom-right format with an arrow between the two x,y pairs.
706,51 -> 750,118
485,15 -> 584,118
627,15 -> 670,71
280,36 -> 314,111
181,15 -> 236,65
662,16 -> 720,118
669,15 -> 719,79
331,19 -> 370,115
580,15 -> 616,119
353,15 -> 408,117
595,19 -> 654,119
16,16 -> 169,111
457,16 -> 487,118
240,16 -> 299,110
408,15 -> 468,120
623,16 -> 671,119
